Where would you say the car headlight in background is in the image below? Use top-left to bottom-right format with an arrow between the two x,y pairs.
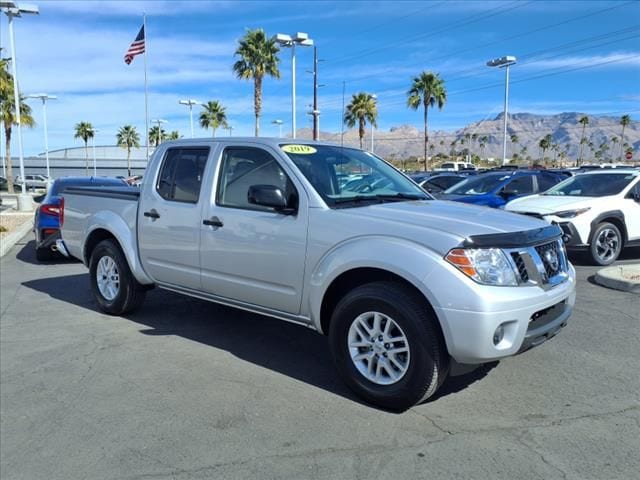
553,207 -> 591,219
445,248 -> 518,286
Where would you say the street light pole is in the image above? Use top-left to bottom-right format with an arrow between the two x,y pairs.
91,129 -> 98,176
275,33 -> 314,139
487,56 -> 516,166
26,94 -> 56,180
2,2 -> 39,209
371,94 -> 377,153
271,119 -> 283,137
179,99 -> 200,138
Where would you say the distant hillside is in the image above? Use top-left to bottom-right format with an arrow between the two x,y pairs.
297,112 -> 639,163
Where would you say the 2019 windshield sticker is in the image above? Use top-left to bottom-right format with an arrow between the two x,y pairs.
281,144 -> 317,154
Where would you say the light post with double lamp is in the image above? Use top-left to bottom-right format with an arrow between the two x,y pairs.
271,119 -> 283,137
25,93 -> 56,181
151,118 -> 167,145
274,32 -> 314,139
487,56 -> 516,166
370,94 -> 377,153
1,1 -> 39,210
178,99 -> 200,138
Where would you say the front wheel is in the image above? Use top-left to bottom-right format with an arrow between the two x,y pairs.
89,239 -> 146,315
589,222 -> 622,266
328,281 -> 449,411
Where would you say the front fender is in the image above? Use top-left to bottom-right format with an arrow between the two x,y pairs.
82,210 -> 153,285
307,235 -> 447,333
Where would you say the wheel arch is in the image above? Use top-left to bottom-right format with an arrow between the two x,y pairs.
319,267 -> 443,339
589,210 -> 627,245
83,214 -> 153,285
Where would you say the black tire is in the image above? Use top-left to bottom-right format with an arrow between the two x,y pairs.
589,222 -> 623,266
89,239 -> 146,315
328,281 -> 449,411
36,247 -> 53,262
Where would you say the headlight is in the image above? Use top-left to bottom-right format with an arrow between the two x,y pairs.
553,207 -> 591,219
445,248 -> 518,286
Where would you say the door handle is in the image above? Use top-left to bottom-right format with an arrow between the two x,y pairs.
203,216 -> 223,227
143,209 -> 160,219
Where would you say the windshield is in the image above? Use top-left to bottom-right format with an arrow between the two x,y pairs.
445,173 -> 512,195
543,173 -> 637,197
281,144 -> 429,208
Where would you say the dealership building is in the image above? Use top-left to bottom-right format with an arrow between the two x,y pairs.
4,145 -> 151,178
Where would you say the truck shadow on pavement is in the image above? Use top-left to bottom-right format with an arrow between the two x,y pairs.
22,270 -> 498,410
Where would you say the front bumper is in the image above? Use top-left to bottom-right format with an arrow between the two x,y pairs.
432,264 -> 576,364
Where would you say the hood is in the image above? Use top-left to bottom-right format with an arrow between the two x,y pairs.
339,200 -> 548,241
506,194 -> 595,214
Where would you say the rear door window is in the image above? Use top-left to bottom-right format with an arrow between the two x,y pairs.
156,147 -> 210,203
506,175 -> 534,195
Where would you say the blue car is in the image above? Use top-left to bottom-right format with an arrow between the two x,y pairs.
34,176 -> 126,261
438,170 -> 565,208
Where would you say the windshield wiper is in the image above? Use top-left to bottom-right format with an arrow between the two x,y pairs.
332,195 -> 386,206
374,193 -> 429,201
332,193 -> 428,207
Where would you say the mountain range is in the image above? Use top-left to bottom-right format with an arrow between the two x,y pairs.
298,112 -> 639,163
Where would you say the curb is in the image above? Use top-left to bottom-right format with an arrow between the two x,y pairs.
0,219 -> 33,258
594,264 -> 640,294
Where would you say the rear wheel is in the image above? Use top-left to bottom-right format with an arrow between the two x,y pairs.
328,281 -> 449,411
89,239 -> 146,315
589,222 -> 622,266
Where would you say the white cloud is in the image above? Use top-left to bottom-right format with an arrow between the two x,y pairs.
520,52 -> 640,71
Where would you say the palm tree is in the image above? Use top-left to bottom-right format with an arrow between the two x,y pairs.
343,92 -> 378,149
577,115 -> 589,166
407,71 -> 447,170
74,121 -> 94,175
232,28 -> 280,137
168,130 -> 181,140
479,135 -> 488,161
149,125 -> 166,147
610,136 -> 619,163
1,65 -> 35,193
539,134 -> 552,162
199,100 -> 228,137
510,134 -> 519,161
116,125 -> 140,176
618,115 -> 631,162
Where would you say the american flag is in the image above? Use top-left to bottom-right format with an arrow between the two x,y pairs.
124,25 -> 145,65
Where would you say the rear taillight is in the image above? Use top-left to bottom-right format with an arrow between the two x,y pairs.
41,204 -> 60,216
59,198 -> 65,227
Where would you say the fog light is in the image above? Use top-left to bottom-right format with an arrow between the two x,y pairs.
493,325 -> 505,345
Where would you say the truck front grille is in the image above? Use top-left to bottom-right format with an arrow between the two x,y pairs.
506,239 -> 568,289
535,241 -> 563,278
510,252 -> 529,282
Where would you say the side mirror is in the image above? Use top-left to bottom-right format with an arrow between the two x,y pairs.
248,185 -> 295,214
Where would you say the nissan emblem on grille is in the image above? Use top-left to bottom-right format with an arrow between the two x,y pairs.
544,248 -> 559,273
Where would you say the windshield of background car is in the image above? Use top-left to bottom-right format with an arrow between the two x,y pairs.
280,144 -> 429,207
542,173 -> 637,197
445,173 -> 511,195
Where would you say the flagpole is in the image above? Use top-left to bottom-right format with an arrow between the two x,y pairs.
143,13 -> 149,162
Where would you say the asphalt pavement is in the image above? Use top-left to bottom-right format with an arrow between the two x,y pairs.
1,235 -> 639,480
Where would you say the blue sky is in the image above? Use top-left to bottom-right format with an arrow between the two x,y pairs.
2,0 -> 639,156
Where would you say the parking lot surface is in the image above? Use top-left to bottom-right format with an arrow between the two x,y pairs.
1,235 -> 639,480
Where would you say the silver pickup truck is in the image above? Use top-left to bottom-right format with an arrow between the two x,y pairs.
59,138 -> 576,410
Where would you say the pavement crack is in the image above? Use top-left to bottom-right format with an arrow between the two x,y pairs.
515,434 -> 568,480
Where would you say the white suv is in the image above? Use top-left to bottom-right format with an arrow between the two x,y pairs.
506,170 -> 640,265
